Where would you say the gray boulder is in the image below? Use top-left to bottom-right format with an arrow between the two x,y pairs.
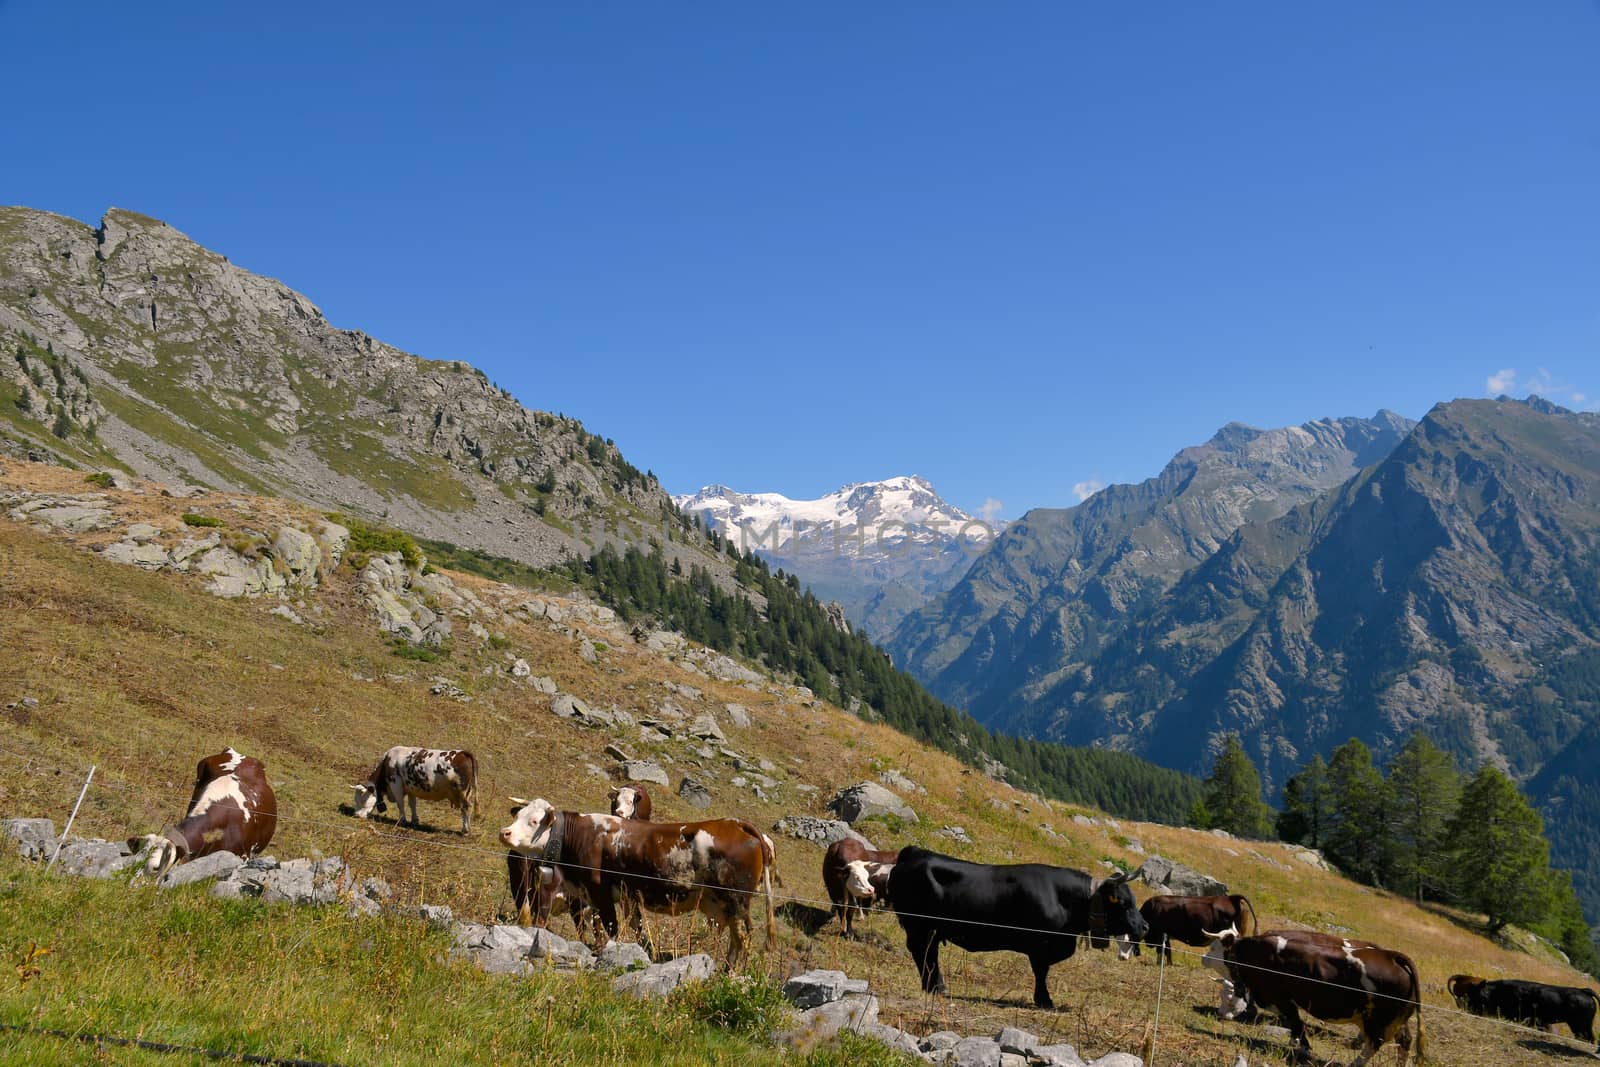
688,714 -> 725,742
101,540 -> 169,569
159,851 -> 242,888
996,1028 -> 1039,1056
781,969 -> 854,1009
595,940 -> 651,972
528,927 -> 593,970
773,815 -> 874,849
271,526 -> 322,583
451,923 -> 536,975
1136,855 -> 1226,897
623,760 -> 669,786
3,818 -> 56,861
921,1032 -> 962,1052
827,781 -> 918,824
53,838 -> 140,878
787,994 -> 879,1044
724,703 -> 751,728
31,505 -> 114,532
552,692 -> 613,728
933,1036 -> 1002,1067
677,776 -> 712,809
1088,1055 -> 1143,1067
611,953 -> 716,998
1035,1045 -> 1085,1067
859,1023 -> 922,1056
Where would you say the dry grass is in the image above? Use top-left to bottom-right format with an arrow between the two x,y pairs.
2,461 -> 1598,1065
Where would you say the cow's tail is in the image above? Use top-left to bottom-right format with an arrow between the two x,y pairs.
1234,894 -> 1258,937
1399,953 -> 1426,1066
744,823 -> 778,953
1584,988 -> 1600,1040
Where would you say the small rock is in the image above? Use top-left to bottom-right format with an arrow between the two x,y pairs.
1087,1054 -> 1143,1067
604,743 -> 631,762
269,605 -> 304,625
125,522 -> 162,542
509,658 -> 532,678
996,1027 -> 1039,1056
945,1036 -> 1001,1067
786,994 -> 879,1044
677,776 -> 712,809
611,953 -> 716,998
782,969 -> 851,1009
724,703 -> 750,728
3,818 -> 57,861
921,1032 -> 962,1052
530,675 -> 558,694
159,851 -> 242,888
623,760 -> 669,786
595,941 -> 651,972
937,825 -> 973,845
528,927 -> 593,970
773,815 -> 874,849
827,781 -> 918,824
1034,1045 -> 1085,1067
688,713 -> 726,742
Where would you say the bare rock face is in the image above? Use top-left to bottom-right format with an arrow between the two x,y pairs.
827,781 -> 918,825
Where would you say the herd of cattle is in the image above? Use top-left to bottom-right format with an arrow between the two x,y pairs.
125,746 -> 1600,1064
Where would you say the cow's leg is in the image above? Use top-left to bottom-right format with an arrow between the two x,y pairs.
1278,1004 -> 1313,1064
905,926 -> 945,995
460,798 -> 470,835
408,795 -> 420,828
1028,954 -> 1055,1010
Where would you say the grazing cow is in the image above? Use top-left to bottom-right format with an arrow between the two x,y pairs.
607,785 -> 652,821
1206,930 -> 1425,1066
1449,975 -> 1599,1045
1133,893 -> 1258,962
506,788 -> 652,931
500,799 -> 777,964
822,839 -> 899,936
127,748 -> 276,878
352,746 -> 479,833
887,846 -> 1149,1009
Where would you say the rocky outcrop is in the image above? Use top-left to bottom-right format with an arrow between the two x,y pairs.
827,781 -> 918,825
1135,855 -> 1226,897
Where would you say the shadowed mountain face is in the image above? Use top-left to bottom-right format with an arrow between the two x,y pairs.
887,410 -> 1416,727
0,206 -> 706,572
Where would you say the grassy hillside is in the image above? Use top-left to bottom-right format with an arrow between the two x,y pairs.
2,463 -> 1598,1065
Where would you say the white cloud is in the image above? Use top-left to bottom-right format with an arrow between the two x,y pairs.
1072,479 -> 1105,503
976,497 -> 1005,523
1486,368 -> 1516,394
1483,366 -> 1596,410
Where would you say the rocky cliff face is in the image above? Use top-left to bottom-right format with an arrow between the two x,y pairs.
677,476 -> 998,640
0,206 -> 707,573
887,411 -> 1415,726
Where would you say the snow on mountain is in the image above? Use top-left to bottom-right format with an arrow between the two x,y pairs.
674,476 -> 996,557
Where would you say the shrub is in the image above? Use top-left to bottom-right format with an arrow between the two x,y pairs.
390,639 -> 444,664
672,973 -> 788,1039
182,513 -> 222,528
84,472 -> 115,489
329,513 -> 422,570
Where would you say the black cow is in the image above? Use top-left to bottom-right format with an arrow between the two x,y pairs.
888,846 -> 1148,1009
1450,975 -> 1599,1045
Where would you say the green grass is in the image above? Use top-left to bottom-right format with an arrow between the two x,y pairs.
0,856 -> 914,1067
180,513 -> 221,528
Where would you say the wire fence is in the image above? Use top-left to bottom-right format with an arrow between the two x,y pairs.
4,743 -> 1600,1064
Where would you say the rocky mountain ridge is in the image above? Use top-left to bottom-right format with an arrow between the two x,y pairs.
0,205 -> 724,579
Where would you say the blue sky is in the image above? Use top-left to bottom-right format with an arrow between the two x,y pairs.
5,2 -> 1597,518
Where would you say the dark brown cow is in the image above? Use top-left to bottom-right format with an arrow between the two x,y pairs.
506,789 -> 652,931
500,799 -> 776,964
1206,930 -> 1425,1066
352,746 -> 479,833
1450,974 -> 1599,1045
822,838 -> 899,935
127,748 -> 277,878
1135,893 -> 1258,962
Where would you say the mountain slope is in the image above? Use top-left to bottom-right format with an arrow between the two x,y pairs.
0,205 -> 713,575
887,410 -> 1415,730
676,476 -> 996,639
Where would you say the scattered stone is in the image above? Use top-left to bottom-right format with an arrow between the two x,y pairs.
269,605 -> 305,625
125,522 -> 162,541
3,818 -> 56,861
452,923 -> 537,975
622,760 -> 668,786
530,675 -> 558,694
782,969 -> 853,1009
936,825 -> 973,845
787,994 -> 880,1044
579,637 -> 598,662
921,1032 -> 962,1053
604,742 -> 631,762
996,1027 -> 1039,1056
688,713 -> 725,742
1072,814 -> 1099,827
29,505 -> 114,532
1035,1045 -> 1085,1067
859,1022 -> 922,1057
937,1036 -> 1001,1067
528,927 -> 593,970
611,953 -> 715,998
1088,1054 -> 1143,1067
1135,855 -> 1226,896
724,703 -> 750,728
430,677 -> 468,701
827,781 -> 918,825
551,692 -> 613,728
773,815 -> 874,849
158,850 -> 242,888
677,776 -> 712,809
878,768 -> 925,795
509,658 -> 532,678
595,940 -> 651,972
52,839 -> 141,879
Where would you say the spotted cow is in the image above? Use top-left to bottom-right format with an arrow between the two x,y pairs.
352,746 -> 478,833
821,838 -> 898,936
500,799 -> 777,964
127,748 -> 277,878
607,785 -> 652,821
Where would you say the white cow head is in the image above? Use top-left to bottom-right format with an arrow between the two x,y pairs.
351,782 -> 380,819
609,787 -> 642,819
125,831 -> 186,879
500,798 -> 555,854
845,860 -> 894,903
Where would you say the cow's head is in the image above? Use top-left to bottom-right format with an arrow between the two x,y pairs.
1114,934 -> 1136,961
844,859 -> 894,903
1447,974 -> 1484,1009
350,781 -> 381,819
1089,871 -> 1148,943
125,828 -> 188,879
608,787 -> 643,819
500,798 -> 556,854
1202,929 -> 1238,973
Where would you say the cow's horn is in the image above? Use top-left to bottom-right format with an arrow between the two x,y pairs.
1202,926 -> 1235,940
508,796 -> 530,807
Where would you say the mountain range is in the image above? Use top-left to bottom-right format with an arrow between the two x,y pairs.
675,476 -> 997,638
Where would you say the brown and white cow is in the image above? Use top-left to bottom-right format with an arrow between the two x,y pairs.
500,799 -> 777,964
1206,929 -> 1425,1066
607,785 -> 652,821
1134,893 -> 1258,962
821,838 -> 898,936
352,746 -> 478,833
127,748 -> 277,878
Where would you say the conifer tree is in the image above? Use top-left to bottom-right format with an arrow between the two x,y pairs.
1277,753 -> 1332,847
1201,735 -> 1273,838
1325,738 -> 1387,883
1447,765 -> 1554,936
1386,733 -> 1462,901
